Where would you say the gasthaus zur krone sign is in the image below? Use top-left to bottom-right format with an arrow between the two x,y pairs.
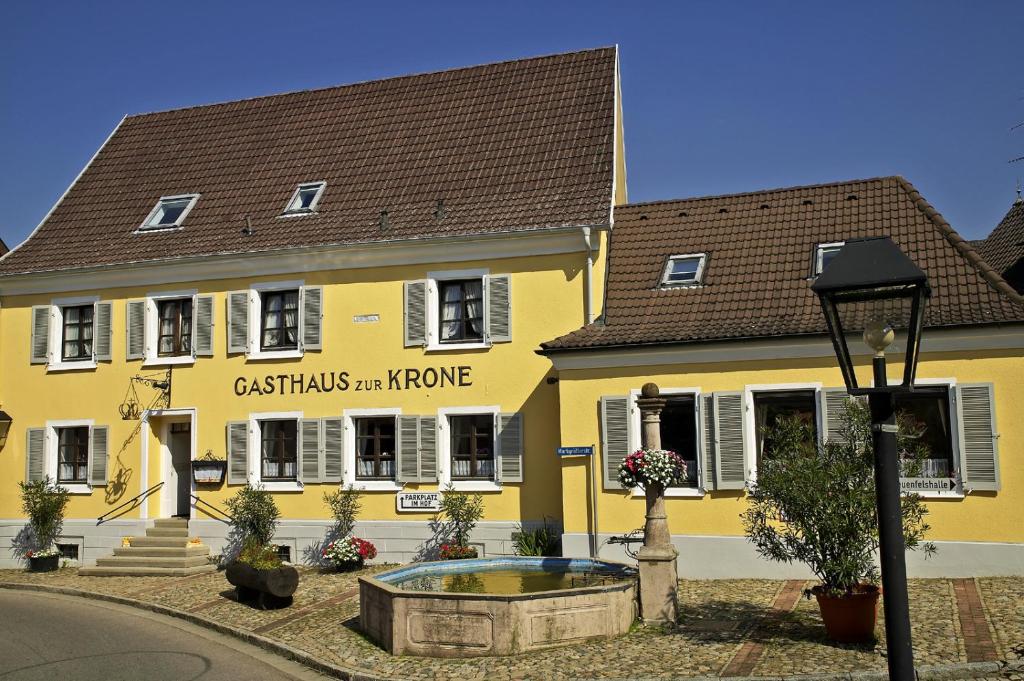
233,366 -> 473,396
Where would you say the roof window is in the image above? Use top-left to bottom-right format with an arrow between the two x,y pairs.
140,195 -> 199,231
814,241 -> 845,275
661,253 -> 707,287
282,181 -> 326,215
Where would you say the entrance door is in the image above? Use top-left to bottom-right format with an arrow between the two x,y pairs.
169,422 -> 192,517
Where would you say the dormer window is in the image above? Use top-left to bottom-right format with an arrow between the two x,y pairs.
814,242 -> 845,275
661,254 -> 707,287
140,195 -> 199,231
282,181 -> 325,215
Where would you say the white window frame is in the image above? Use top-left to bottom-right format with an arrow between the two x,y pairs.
144,289 -> 199,367
248,280 -> 305,360
46,418 -> 95,495
437,405 -> 502,492
343,407 -> 403,492
743,382 -> 824,485
280,181 -> 326,216
660,253 -> 707,287
138,194 -> 200,232
250,411 -> 304,492
628,387 -> 705,498
48,295 -> 100,372
814,241 -> 845,275
425,267 -> 491,351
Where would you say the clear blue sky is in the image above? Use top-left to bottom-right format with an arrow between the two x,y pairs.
2,1 -> 1022,249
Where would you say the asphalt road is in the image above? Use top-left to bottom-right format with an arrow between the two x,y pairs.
0,590 -> 333,681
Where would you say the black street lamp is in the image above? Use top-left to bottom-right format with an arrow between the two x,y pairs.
811,236 -> 931,681
0,410 -> 12,448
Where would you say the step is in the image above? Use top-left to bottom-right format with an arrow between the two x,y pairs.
153,518 -> 190,528
78,564 -> 217,578
129,536 -> 193,548
114,546 -> 209,558
96,555 -> 210,569
146,527 -> 190,538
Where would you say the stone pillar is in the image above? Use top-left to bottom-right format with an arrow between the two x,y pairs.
635,382 -> 679,625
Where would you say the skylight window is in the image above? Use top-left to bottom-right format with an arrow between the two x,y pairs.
814,242 -> 845,275
661,254 -> 707,287
282,181 -> 326,215
140,195 -> 199,231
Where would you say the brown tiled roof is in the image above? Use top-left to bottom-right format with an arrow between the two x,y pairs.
542,176 -> 1024,351
0,48 -> 617,275
975,197 -> 1024,279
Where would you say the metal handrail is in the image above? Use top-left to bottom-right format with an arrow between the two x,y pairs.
191,494 -> 233,523
98,481 -> 164,524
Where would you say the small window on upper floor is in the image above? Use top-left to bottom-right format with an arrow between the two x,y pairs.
140,195 -> 199,231
282,181 -> 326,215
661,254 -> 707,287
815,242 -> 845,276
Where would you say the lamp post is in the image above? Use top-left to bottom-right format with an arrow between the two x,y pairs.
811,237 -> 931,681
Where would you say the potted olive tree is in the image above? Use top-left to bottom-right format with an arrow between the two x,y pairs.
742,399 -> 935,643
19,477 -> 70,572
224,484 -> 298,609
436,484 -> 484,559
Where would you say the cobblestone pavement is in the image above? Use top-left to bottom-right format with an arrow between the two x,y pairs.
1,568 -> 1020,679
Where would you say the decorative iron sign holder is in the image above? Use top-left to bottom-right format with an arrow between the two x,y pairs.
119,369 -> 172,420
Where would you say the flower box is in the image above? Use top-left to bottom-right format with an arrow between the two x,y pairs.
192,460 -> 227,485
27,553 -> 59,573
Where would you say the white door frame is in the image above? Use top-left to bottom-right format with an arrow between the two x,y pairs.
140,407 -> 197,519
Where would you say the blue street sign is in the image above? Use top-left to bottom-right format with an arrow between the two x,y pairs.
557,446 -> 594,457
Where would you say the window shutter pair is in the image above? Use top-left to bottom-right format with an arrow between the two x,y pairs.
31,302 -> 113,363
226,287 -> 322,354
497,413 -> 524,483
23,425 -> 108,485
396,415 -> 438,483
600,392 -> 747,491
297,417 -> 344,484
125,295 -> 214,360
403,275 -> 511,347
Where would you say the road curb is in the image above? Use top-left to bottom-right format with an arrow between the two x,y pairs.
1,582 -> 1021,681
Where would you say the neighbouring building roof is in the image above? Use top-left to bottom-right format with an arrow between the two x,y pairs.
542,176 -> 1024,352
0,47 -> 618,276
0,238 -> 7,257
974,195 -> 1024,294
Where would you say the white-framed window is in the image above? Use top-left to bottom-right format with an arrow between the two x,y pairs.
344,408 -> 402,491
248,411 -> 303,492
227,280 -> 323,360
427,268 -> 488,350
139,194 -> 200,231
281,181 -> 326,215
660,253 -> 707,287
814,241 -> 845,275
743,382 -> 823,484
438,405 -> 501,492
33,296 -> 109,372
45,419 -> 96,495
628,388 -> 704,497
140,290 -> 199,366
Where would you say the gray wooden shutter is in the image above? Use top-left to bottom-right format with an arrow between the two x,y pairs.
226,421 -> 249,485
397,415 -> 421,482
125,300 -> 146,360
25,428 -> 45,482
498,412 -> 523,483
93,301 -> 113,361
88,425 -> 109,486
600,396 -> 630,490
299,418 -> 322,484
956,383 -> 1000,491
322,417 -> 344,483
403,280 -> 427,347
30,305 -> 51,364
713,392 -> 747,490
699,394 -> 713,490
486,274 -> 512,343
193,295 -> 215,357
301,286 -> 323,351
419,416 -> 438,482
227,291 -> 249,354
818,388 -> 852,445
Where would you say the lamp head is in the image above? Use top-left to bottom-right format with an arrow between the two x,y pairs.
863,318 -> 895,357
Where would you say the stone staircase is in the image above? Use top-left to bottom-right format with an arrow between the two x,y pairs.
80,518 -> 217,577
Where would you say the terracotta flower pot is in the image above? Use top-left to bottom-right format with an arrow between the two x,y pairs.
28,555 -> 60,573
811,584 -> 880,643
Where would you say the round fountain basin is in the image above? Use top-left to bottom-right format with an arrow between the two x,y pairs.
359,557 -> 638,657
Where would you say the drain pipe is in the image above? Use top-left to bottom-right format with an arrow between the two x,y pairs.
582,227 -> 595,325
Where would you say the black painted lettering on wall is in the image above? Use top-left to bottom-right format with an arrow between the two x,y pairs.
233,367 -> 470,396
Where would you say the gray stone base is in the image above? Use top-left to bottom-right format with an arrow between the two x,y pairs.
0,519 -> 148,569
561,533 -> 1024,578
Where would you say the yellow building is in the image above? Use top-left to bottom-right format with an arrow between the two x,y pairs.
1,48 -> 1021,577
